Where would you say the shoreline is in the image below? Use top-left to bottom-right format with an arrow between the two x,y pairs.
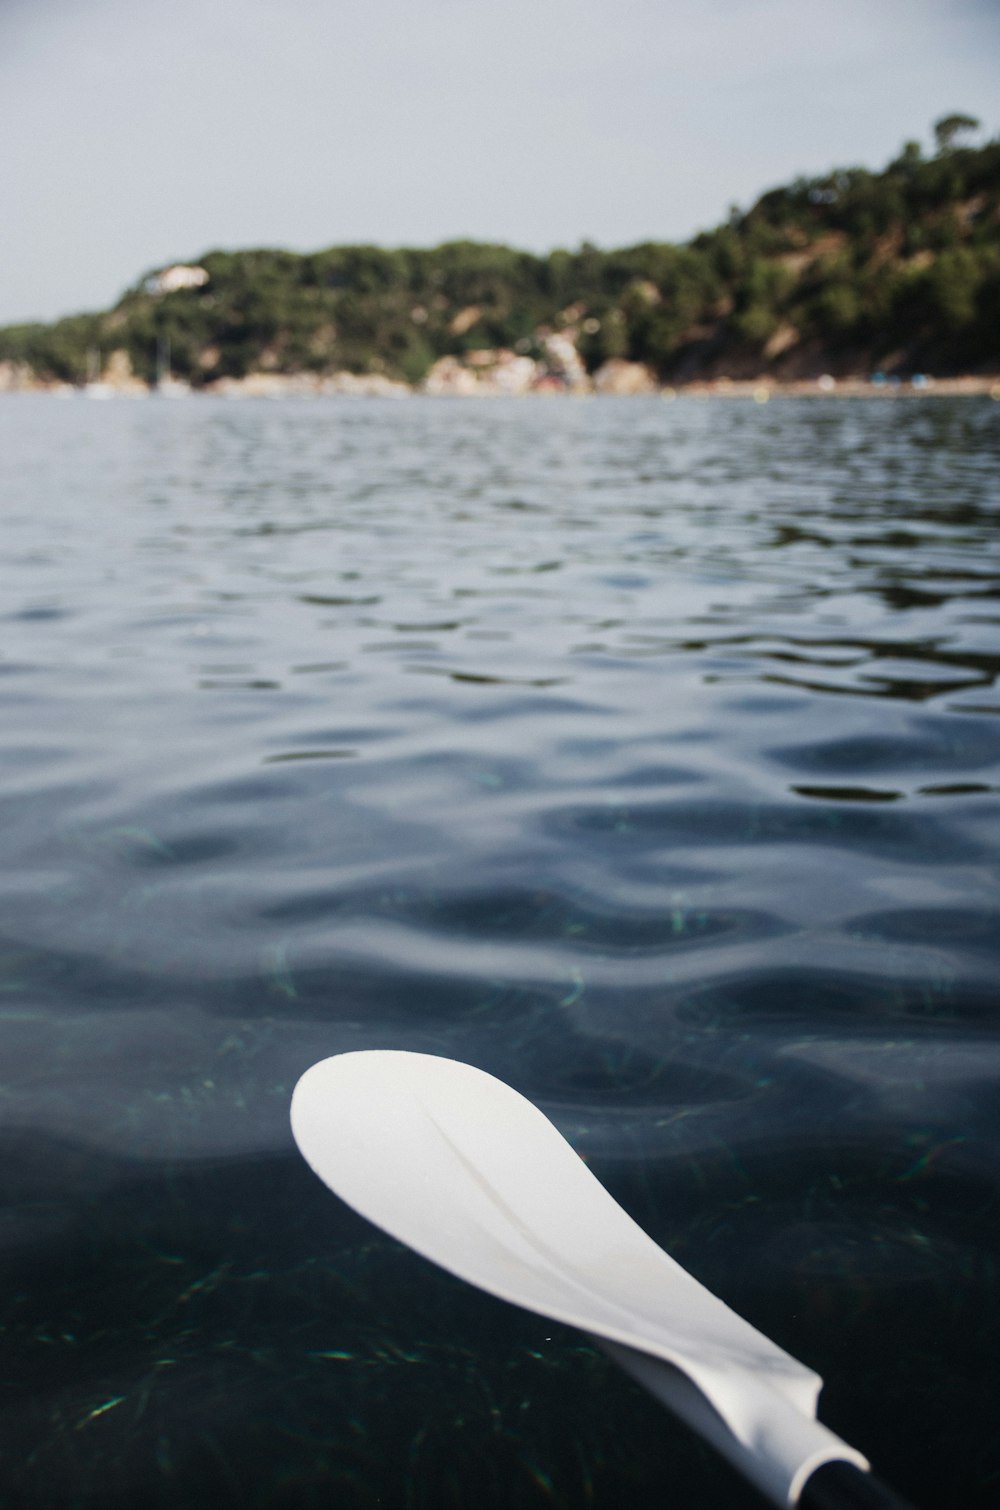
3,373 -> 999,401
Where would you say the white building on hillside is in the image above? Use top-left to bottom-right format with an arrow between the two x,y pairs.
145,265 -> 209,296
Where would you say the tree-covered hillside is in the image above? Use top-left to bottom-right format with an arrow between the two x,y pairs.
3,117 -> 998,388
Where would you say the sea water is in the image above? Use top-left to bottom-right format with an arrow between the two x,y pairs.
0,393 -> 997,1508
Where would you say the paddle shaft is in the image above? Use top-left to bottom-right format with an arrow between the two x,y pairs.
800,1460 -> 919,1510
604,1338 -> 919,1510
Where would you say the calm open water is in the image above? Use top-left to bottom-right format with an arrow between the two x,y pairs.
1,393 -> 998,1509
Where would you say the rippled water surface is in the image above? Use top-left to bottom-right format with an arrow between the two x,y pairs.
2,394 -> 998,1508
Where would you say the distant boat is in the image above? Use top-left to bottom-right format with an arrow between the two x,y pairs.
154,336 -> 191,398
82,347 -> 114,400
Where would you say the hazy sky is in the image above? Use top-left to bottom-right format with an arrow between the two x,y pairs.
2,0 -> 997,324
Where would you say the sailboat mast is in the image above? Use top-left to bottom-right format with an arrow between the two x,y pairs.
156,335 -> 171,387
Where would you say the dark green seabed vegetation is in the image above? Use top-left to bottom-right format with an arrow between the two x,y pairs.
2,115 -> 999,389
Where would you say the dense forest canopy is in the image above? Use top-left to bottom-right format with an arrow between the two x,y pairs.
3,118 -> 998,387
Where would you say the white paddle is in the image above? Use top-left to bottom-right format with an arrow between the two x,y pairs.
291,1050 -> 917,1510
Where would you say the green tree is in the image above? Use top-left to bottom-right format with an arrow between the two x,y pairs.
928,247 -> 983,328
577,310 -> 628,371
816,282 -> 861,338
934,113 -> 980,153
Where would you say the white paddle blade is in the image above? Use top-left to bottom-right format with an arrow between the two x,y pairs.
291,1050 -> 867,1508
